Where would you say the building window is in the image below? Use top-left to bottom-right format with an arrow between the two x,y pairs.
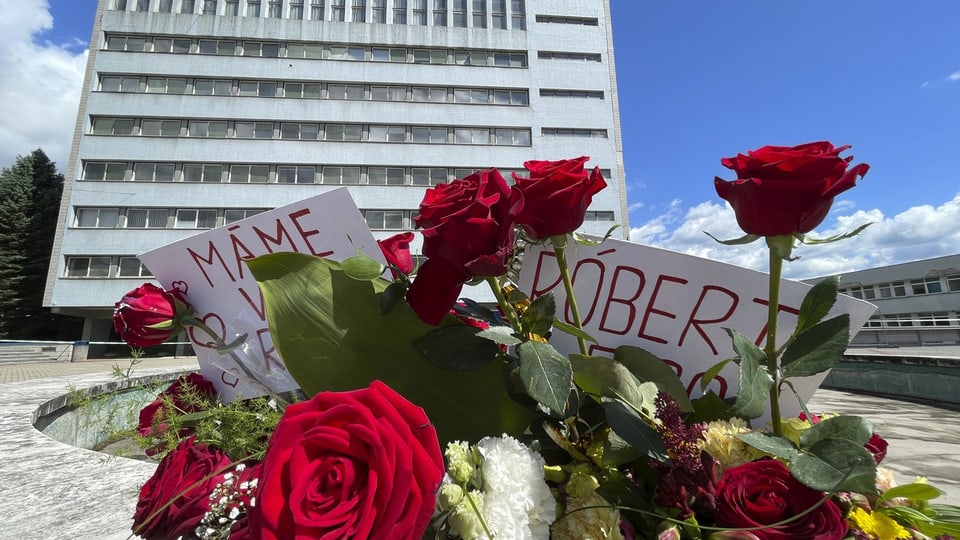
238,80 -> 278,96
433,0 -> 446,25
277,166 -> 317,184
92,117 -> 136,136
367,125 -> 406,142
542,127 -> 607,138
182,164 -> 224,183
267,0 -> 281,17
152,37 -> 192,53
538,51 -> 602,62
175,209 -> 219,229
140,119 -> 182,137
454,127 -> 491,144
367,167 -> 405,185
188,120 -> 229,137
284,82 -> 323,98
225,0 -> 239,15
234,122 -> 274,139
146,77 -> 188,93
491,0 -> 505,29
494,128 -> 529,146
454,88 -> 488,103
83,162 -> 127,181
540,89 -> 604,99
412,0 -> 427,25
363,210 -> 405,230
472,0 -> 486,27
393,0 -> 406,23
225,209 -> 265,223
534,14 -> 598,25
584,211 -> 615,221
286,43 -> 324,58
158,0 -> 174,11
310,0 -> 324,19
199,39 -> 237,55
321,166 -> 361,184
848,286 -> 877,300
351,0 -> 365,21
371,47 -> 407,61
947,274 -> 960,292
330,0 -> 345,20
324,124 -> 362,141
202,0 -> 218,14
371,0 -> 385,22
118,257 -> 153,277
194,79 -> 234,95
126,208 -> 171,228
452,0 -> 466,26
493,89 -> 528,105
66,257 -> 112,278
370,86 -> 406,101
181,0 -> 196,13
75,208 -> 121,228
100,76 -> 141,92
106,35 -> 146,51
911,277 -> 943,295
136,0 -> 151,12
242,42 -> 280,57
280,123 -> 320,140
134,163 -> 176,181
876,282 -> 907,298
289,1 -> 304,18
413,126 -> 448,143
411,86 -> 447,102
411,168 -> 447,186
115,0 -> 129,9
246,0 -> 261,16
327,84 -> 365,99
230,165 -> 270,183
510,0 -> 524,29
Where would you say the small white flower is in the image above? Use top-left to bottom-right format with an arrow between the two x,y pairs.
477,435 -> 556,540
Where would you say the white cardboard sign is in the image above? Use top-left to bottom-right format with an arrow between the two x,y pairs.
139,188 -> 383,400
518,239 -> 876,418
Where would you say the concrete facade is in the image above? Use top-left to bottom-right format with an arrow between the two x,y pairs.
808,254 -> 960,346
44,0 -> 628,342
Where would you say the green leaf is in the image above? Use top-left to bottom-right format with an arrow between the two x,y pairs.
414,325 -> 500,371
505,286 -> 530,304
799,222 -> 872,245
700,357 -> 735,393
573,224 -> 620,246
599,429 -> 644,467
727,329 -> 773,419
570,354 -> 658,417
523,293 -> 556,337
704,231 -> 762,246
781,315 -> 850,379
794,276 -> 839,336
737,432 -> 800,461
690,391 -> 733,423
791,437 -> 878,493
799,414 -> 873,448
516,340 -> 573,416
613,346 -> 693,413
877,483 -> 945,505
600,397 -> 670,462
476,326 -> 523,346
341,252 -> 386,281
246,252 -> 537,444
379,281 -> 407,316
552,318 -> 598,343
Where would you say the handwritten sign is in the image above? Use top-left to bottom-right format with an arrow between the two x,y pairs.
139,188 -> 382,400
517,239 -> 876,418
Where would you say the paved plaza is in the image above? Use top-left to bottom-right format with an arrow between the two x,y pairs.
0,355 -> 957,539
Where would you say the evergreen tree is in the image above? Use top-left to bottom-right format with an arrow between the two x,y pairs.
0,149 -> 82,339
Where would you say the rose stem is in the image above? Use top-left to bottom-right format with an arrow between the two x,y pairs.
764,235 -> 790,436
551,234 -> 588,356
486,277 -> 522,333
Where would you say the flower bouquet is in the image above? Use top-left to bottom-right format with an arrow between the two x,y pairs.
114,144 -> 960,539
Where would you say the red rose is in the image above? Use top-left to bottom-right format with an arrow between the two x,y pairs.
138,372 -> 216,439
378,231 -> 416,276
715,459 -> 847,540
114,282 -> 191,347
132,436 -> 233,540
866,432 -> 888,464
714,141 -> 869,236
512,156 -> 607,239
407,169 -> 522,325
248,380 -> 444,540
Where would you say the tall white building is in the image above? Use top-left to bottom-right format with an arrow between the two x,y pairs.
44,0 -> 628,344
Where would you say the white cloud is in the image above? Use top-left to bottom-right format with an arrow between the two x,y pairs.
0,0 -> 87,170
629,194 -> 960,280
627,201 -> 645,212
948,70 -> 960,82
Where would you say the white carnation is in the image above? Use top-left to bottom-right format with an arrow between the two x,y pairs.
476,435 -> 556,540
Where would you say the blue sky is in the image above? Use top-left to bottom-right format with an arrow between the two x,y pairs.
5,0 -> 960,278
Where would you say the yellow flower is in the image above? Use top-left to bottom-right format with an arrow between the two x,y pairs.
848,507 -> 911,540
699,418 -> 762,471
